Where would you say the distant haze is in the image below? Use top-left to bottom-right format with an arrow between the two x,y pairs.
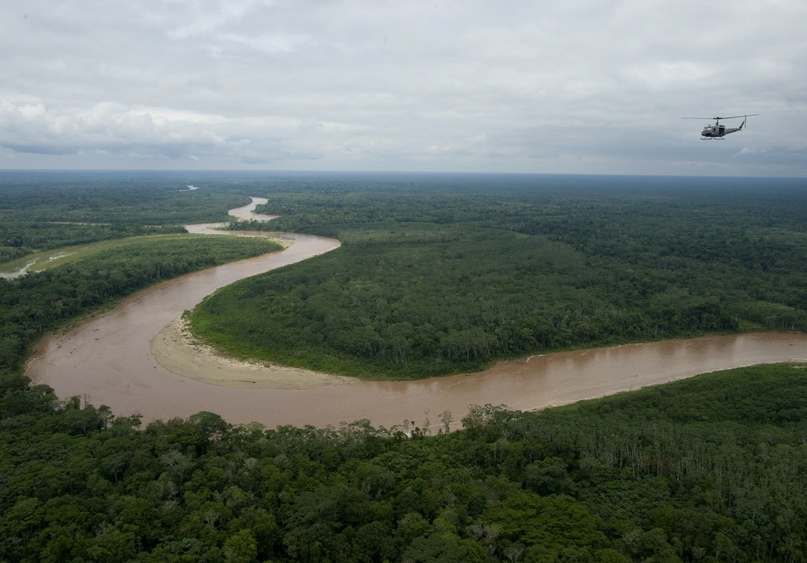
2,1 -> 806,177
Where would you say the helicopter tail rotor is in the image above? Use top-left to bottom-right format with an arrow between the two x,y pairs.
741,114 -> 759,130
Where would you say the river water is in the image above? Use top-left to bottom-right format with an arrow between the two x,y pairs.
25,200 -> 807,430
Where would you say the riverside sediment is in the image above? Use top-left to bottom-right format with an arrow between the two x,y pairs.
151,317 -> 354,389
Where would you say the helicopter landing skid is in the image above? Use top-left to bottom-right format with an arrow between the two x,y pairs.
700,137 -> 725,140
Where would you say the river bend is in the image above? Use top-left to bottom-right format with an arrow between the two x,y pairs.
26,199 -> 807,429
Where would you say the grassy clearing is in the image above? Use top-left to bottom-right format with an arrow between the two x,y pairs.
0,234 -> 220,276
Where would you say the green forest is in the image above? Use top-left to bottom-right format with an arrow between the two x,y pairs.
192,173 -> 807,378
2,171 -> 807,561
2,362 -> 806,561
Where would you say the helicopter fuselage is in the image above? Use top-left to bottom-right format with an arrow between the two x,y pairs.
701,122 -> 743,139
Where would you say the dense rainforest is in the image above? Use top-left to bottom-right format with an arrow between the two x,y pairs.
2,171 -> 807,562
2,362 -> 806,561
190,173 -> 807,378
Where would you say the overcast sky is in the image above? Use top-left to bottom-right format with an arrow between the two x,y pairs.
1,1 -> 805,177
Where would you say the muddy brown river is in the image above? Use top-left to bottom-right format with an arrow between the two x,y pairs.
25,199 -> 807,430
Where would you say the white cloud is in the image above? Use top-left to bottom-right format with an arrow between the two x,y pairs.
0,0 -> 806,175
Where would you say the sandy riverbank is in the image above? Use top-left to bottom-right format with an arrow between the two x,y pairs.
150,316 -> 355,390
149,201 -> 353,390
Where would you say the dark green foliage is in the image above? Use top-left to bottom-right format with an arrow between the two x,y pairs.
2,363 -> 807,561
196,174 -> 807,378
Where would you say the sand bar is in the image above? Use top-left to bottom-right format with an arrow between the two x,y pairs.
151,317 -> 353,389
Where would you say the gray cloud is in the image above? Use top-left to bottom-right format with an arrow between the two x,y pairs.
1,0 -> 806,175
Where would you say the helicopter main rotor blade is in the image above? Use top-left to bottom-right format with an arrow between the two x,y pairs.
682,114 -> 758,120
715,114 -> 759,120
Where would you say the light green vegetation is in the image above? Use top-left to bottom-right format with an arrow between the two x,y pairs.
0,170 -> 253,264
1,234 -> 231,276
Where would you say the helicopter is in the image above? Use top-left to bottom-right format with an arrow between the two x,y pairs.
683,114 -> 759,139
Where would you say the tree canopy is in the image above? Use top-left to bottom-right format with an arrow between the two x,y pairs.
2,171 -> 807,561
2,362 -> 807,561
192,173 -> 807,378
